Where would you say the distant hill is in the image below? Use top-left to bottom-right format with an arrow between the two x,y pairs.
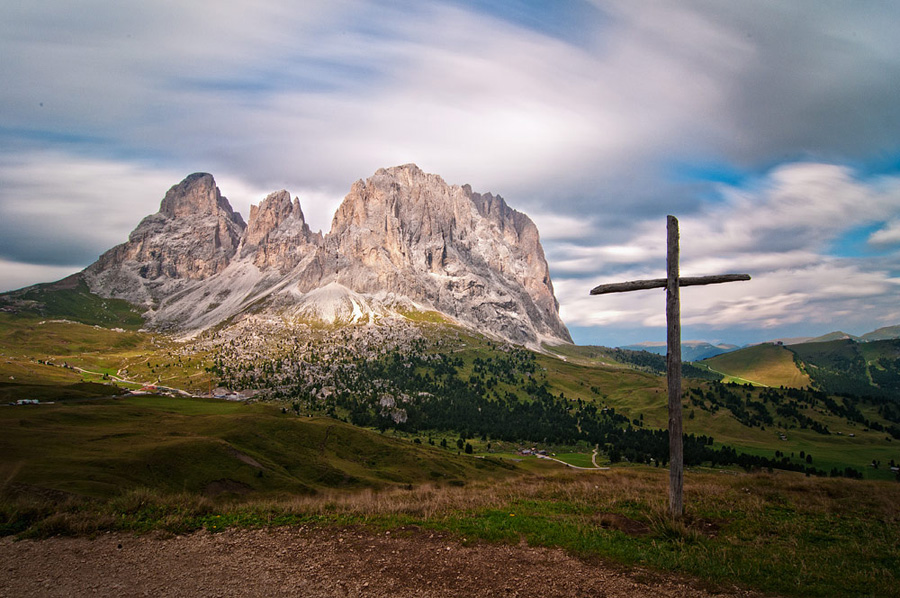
757,332 -> 858,346
765,336 -> 815,345
771,326 -> 900,346
0,275 -> 143,329
803,331 -> 860,343
620,341 -> 738,362
861,325 -> 900,342
788,338 -> 900,396
700,343 -> 812,388
701,337 -> 900,395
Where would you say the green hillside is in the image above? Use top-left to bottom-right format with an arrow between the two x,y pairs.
2,312 -> 898,598
0,312 -> 216,397
862,325 -> 900,341
699,337 -> 900,398
0,274 -> 144,329
790,338 -> 900,396
700,343 -> 811,387
1,311 -> 899,598
0,395 -> 512,500
808,331 -> 859,343
544,343 -> 720,380
1,311 -> 898,490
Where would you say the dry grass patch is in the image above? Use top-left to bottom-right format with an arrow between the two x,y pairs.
3,467 -> 898,597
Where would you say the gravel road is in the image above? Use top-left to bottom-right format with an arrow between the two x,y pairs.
0,526 -> 769,597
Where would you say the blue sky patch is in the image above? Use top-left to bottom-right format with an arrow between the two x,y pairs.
450,0 -> 605,47
668,161 -> 753,188
850,150 -> 900,178
828,222 -> 891,258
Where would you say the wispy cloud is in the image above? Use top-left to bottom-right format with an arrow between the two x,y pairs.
0,153 -> 182,266
1,1 -> 899,345
870,220 -> 900,247
554,162 -> 900,343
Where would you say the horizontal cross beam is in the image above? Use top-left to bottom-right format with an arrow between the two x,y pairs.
589,273 -> 750,296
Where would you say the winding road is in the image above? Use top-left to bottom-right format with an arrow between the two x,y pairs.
535,446 -> 610,471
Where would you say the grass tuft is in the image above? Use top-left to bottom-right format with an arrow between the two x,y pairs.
2,468 -> 898,597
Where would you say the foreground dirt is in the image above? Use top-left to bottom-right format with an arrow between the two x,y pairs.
0,526 -> 770,597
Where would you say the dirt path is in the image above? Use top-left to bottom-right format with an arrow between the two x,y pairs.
535,453 -> 609,471
69,364 -> 196,396
0,526 -> 768,598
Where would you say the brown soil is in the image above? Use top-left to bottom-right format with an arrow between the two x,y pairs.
0,525 -> 770,598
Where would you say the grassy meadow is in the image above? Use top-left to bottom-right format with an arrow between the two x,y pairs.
0,395 -> 512,500
700,343 -> 812,387
1,309 -> 899,596
2,451 -> 897,597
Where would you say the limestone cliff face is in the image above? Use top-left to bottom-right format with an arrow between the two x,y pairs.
83,166 -> 571,346
467,186 -> 565,341
240,190 -> 322,273
84,173 -> 246,306
306,164 -> 571,344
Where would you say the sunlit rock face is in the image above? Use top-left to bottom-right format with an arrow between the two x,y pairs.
84,173 -> 246,307
82,166 -> 571,347
240,189 -> 322,273
305,164 -> 571,345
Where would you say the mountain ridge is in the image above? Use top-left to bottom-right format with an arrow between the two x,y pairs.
621,326 -> 900,359
57,165 -> 571,348
619,341 -> 739,362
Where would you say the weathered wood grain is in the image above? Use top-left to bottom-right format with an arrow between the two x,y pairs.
589,274 -> 750,295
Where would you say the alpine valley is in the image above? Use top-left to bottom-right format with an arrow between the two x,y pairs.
3,165 -> 900,596
2,164 -> 899,479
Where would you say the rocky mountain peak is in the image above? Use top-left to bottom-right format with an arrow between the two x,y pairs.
159,172 -> 243,224
330,164 -> 449,231
320,164 -> 571,345
81,166 -> 572,347
466,187 -> 528,237
83,173 -> 247,306
244,190 -> 299,247
242,190 -> 322,272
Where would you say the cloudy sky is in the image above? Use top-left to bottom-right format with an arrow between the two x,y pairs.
2,1 -> 899,347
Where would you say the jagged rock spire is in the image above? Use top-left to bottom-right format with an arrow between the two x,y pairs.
241,190 -> 322,272
82,166 -> 572,346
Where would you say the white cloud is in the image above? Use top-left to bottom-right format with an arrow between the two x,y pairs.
558,257 -> 900,335
4,1 -> 899,201
554,162 -> 900,343
285,188 -> 347,235
512,211 -> 595,242
2,1 -> 900,345
0,0 -> 749,207
0,152 -> 282,266
0,153 -> 184,265
673,164 -> 900,260
870,220 -> 900,246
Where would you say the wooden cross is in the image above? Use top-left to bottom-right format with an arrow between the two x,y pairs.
590,215 -> 750,517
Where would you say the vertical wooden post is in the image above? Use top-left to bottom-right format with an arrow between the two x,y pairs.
666,215 -> 684,518
590,217 -> 749,519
